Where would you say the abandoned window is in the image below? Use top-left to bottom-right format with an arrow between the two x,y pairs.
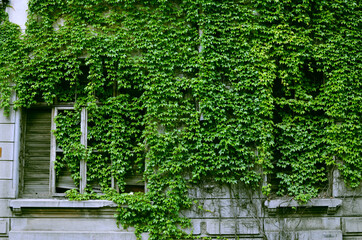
268,61 -> 332,199
21,105 -> 145,198
51,106 -> 85,195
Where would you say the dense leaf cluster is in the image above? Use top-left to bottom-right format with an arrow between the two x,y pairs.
0,0 -> 361,238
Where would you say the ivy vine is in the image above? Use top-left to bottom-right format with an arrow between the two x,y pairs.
0,0 -> 361,239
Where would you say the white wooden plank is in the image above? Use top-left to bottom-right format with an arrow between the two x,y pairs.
50,107 -> 57,196
80,107 -> 87,194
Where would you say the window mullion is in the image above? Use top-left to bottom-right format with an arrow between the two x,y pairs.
80,107 -> 88,194
50,108 -> 58,196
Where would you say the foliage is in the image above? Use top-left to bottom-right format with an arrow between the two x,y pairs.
0,0 -> 23,115
0,0 -> 361,238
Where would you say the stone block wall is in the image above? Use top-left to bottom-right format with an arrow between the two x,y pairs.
0,99 -> 18,239
181,182 -> 362,240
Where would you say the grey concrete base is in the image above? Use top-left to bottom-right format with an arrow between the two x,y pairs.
0,201 -> 11,218
0,220 -> 8,234
343,217 -> 362,234
10,218 -> 128,232
266,230 -> 342,240
9,231 -> 138,240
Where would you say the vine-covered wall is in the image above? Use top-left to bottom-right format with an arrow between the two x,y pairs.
0,0 -> 361,239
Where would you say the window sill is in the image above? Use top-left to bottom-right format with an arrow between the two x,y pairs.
9,199 -> 119,215
264,198 -> 342,216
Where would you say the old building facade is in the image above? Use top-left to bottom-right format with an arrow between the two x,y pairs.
1,0 -> 361,239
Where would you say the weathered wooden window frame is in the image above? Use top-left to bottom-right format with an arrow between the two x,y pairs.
50,106 -> 145,196
50,106 -> 87,196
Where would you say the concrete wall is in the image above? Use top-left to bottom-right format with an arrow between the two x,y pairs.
184,183 -> 362,240
0,94 -> 18,239
1,0 -> 26,230
1,1 -> 362,239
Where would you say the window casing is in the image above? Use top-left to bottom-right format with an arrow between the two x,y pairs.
50,106 -> 86,196
21,105 -> 145,198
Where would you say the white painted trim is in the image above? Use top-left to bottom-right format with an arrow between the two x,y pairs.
51,107 -> 81,196
50,108 -> 57,196
80,108 -> 87,194
12,109 -> 21,198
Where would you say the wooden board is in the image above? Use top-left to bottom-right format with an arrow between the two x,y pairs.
22,109 -> 51,198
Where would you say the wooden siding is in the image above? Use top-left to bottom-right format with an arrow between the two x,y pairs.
22,109 -> 51,198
